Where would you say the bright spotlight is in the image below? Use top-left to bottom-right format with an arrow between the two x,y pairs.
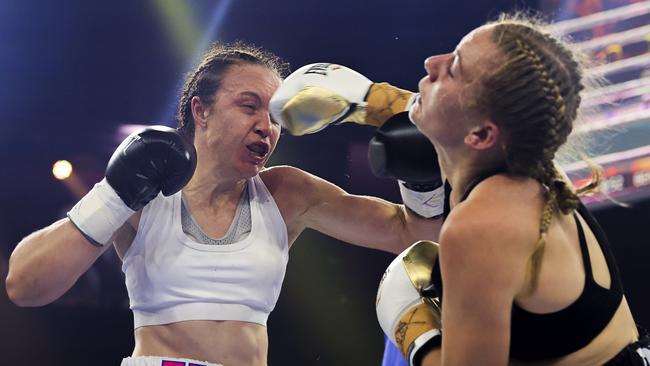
52,160 -> 73,180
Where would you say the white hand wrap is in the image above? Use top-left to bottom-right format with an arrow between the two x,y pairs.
67,178 -> 135,246
398,180 -> 445,218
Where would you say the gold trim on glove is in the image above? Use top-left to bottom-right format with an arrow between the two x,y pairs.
394,302 -> 442,357
365,82 -> 414,127
280,86 -> 353,135
402,240 -> 439,293
398,239 -> 442,357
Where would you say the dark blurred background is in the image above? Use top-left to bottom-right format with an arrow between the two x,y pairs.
1,0 -> 649,365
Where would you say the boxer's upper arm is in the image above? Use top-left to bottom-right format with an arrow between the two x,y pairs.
438,205 -> 527,365
265,166 -> 441,253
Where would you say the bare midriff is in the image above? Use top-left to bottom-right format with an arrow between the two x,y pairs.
133,319 -> 268,366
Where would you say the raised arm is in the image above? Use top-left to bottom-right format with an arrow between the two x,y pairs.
6,126 -> 196,306
269,63 -> 444,253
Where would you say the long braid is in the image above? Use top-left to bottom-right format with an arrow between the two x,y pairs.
523,187 -> 556,296
479,20 -> 587,294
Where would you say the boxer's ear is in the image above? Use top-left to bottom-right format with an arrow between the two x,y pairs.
192,96 -> 209,128
464,120 -> 499,150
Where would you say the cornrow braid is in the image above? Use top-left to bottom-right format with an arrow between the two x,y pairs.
478,18 -> 588,294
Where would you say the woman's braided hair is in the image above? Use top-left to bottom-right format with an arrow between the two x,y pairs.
177,41 -> 290,140
477,15 -> 597,294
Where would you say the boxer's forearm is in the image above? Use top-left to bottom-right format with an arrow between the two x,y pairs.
421,348 -> 442,366
6,218 -> 110,306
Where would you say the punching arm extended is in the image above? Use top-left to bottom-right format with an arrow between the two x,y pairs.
271,166 -> 441,254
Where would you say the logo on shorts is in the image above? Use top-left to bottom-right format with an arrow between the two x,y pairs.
161,361 -> 206,366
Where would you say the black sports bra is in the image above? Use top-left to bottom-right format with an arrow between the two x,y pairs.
433,172 -> 624,360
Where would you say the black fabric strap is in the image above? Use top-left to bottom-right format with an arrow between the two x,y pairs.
576,203 -> 625,293
573,213 -> 595,281
459,166 -> 508,202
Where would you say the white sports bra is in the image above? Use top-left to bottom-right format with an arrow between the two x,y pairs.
121,175 -> 289,328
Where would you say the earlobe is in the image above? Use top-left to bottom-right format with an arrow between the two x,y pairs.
464,121 -> 499,150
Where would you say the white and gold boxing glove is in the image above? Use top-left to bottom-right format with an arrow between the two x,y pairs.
376,240 -> 442,366
269,63 -> 416,135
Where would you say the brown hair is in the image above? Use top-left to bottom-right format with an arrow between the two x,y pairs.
176,41 -> 290,140
477,14 -> 601,294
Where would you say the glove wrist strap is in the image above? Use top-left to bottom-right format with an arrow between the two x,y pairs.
67,178 -> 136,247
408,328 -> 442,366
398,180 -> 445,218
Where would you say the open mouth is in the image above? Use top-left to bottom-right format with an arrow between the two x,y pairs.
246,142 -> 270,158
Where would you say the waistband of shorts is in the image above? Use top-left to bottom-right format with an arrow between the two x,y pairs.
120,356 -> 223,366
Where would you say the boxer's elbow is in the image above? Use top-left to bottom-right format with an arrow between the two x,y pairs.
5,267 -> 54,307
387,205 -> 412,254
6,270 -> 29,306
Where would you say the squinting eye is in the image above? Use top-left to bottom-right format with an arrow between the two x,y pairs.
447,55 -> 456,78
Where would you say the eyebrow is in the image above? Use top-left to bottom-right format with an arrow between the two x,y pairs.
237,91 -> 263,104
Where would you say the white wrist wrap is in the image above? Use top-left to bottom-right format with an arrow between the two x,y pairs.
408,329 -> 442,366
398,180 -> 445,218
67,178 -> 135,246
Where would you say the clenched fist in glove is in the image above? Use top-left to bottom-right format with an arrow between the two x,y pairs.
269,63 -> 416,135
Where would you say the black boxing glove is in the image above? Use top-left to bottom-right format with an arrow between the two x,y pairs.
368,112 -> 444,218
68,126 -> 197,246
105,126 -> 196,210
